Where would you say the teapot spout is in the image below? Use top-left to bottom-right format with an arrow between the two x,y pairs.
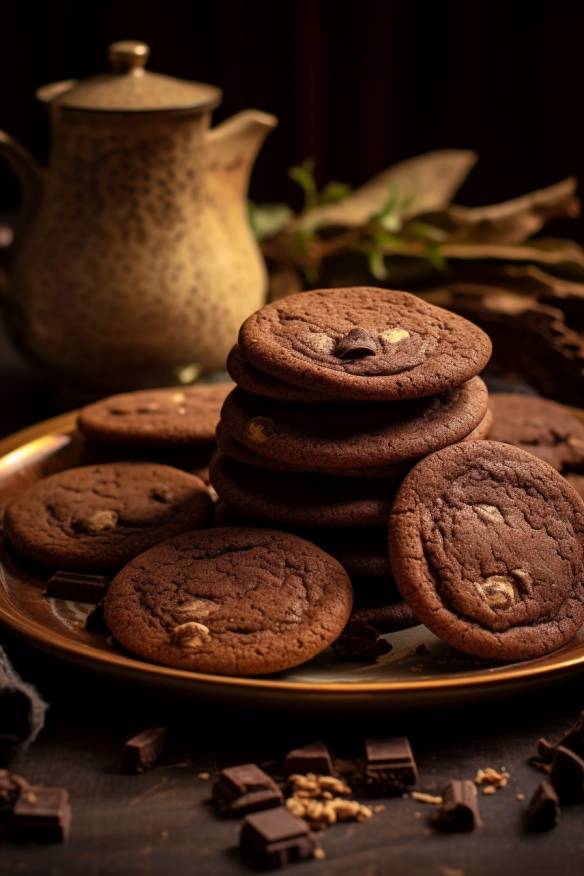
207,110 -> 277,196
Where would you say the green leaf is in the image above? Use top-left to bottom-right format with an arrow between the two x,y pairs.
406,221 -> 449,243
368,249 -> 388,280
288,158 -> 318,210
424,243 -> 447,271
248,202 -> 294,241
318,181 -> 352,205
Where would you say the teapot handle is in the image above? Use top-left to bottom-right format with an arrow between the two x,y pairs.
0,130 -> 43,254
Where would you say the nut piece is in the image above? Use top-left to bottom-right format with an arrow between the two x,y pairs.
474,504 -> 504,523
475,767 -> 510,791
381,327 -> 411,344
170,621 -> 211,649
176,599 -> 218,620
80,510 -> 119,534
476,576 -> 516,610
243,417 -> 274,444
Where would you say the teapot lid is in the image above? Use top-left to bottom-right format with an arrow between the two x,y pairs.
36,41 -> 221,113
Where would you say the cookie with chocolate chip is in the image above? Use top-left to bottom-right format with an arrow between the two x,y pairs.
389,441 -> 584,661
105,528 -> 353,675
238,287 -> 492,401
209,453 -> 396,527
78,383 -> 232,448
489,394 -> 584,472
220,378 -> 488,470
4,463 -> 212,571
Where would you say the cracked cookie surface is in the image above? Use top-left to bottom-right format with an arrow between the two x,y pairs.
220,378 -> 488,470
238,287 -> 492,401
78,383 -> 232,448
389,441 -> 584,661
489,394 -> 584,472
4,462 -> 212,571
105,527 -> 353,675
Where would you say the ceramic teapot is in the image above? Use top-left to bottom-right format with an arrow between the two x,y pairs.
0,41 -> 276,390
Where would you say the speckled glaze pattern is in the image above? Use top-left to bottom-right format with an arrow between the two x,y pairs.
2,108 -> 275,390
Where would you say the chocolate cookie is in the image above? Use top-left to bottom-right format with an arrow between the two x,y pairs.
389,441 -> 584,661
4,463 -> 212,571
351,600 -> 418,633
78,383 -> 232,448
216,409 -> 493,479
239,287 -> 492,401
209,453 -> 395,527
489,394 -> 584,472
227,346 -> 329,404
566,474 -> 584,501
221,379 -> 488,470
104,528 -> 353,675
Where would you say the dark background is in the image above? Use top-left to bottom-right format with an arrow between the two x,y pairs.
1,0 -> 583,240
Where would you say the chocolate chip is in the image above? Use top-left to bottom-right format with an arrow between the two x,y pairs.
122,727 -> 169,774
11,786 -> 71,843
524,780 -> 560,832
550,745 -> 584,803
334,329 -> 377,359
332,620 -> 392,661
284,742 -> 334,777
213,764 -> 283,817
436,780 -> 482,832
84,600 -> 110,635
45,571 -> 110,604
364,737 -> 418,796
240,807 -> 317,868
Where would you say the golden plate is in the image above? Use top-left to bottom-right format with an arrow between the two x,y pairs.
1,411 -> 584,712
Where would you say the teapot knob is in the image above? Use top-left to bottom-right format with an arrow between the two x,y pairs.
108,40 -> 150,73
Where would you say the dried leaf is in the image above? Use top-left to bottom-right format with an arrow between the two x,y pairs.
436,178 -> 580,245
295,149 -> 478,231
440,237 -> 584,270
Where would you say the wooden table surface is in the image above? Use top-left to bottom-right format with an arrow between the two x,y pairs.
0,327 -> 583,876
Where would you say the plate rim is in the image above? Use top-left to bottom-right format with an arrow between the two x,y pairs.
1,408 -> 584,699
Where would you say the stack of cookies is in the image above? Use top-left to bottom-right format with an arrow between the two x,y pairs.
211,286 -> 493,633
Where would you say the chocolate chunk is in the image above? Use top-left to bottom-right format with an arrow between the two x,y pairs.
524,780 -> 560,832
536,737 -> 555,763
84,600 -> 110,635
212,764 -> 283,816
364,737 -> 418,795
550,745 -> 584,803
332,620 -> 392,661
11,787 -> 71,842
436,780 -> 482,832
45,571 -> 110,604
334,329 -> 377,359
240,807 -> 317,868
122,727 -> 168,773
0,770 -> 30,820
284,742 -> 334,777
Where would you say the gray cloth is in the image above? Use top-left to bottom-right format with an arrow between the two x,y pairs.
0,643 -> 47,763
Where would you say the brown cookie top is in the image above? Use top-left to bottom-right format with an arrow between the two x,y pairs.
4,463 -> 212,571
78,384 -> 232,448
389,441 -> 584,661
239,288 -> 492,401
220,379 -> 488,470
489,394 -> 584,472
227,346 -> 329,404
104,528 -> 353,676
209,453 -> 395,528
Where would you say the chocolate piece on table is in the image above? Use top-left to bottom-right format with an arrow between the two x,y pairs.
536,737 -> 555,763
524,780 -> 560,832
364,737 -> 418,795
122,727 -> 169,773
0,770 -> 30,819
332,620 -> 392,661
555,711 -> 584,759
284,742 -> 334,777
240,807 -> 317,868
45,571 -> 110,604
212,764 -> 283,816
11,786 -> 71,842
84,601 -> 110,635
550,745 -> 584,803
436,780 -> 482,832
